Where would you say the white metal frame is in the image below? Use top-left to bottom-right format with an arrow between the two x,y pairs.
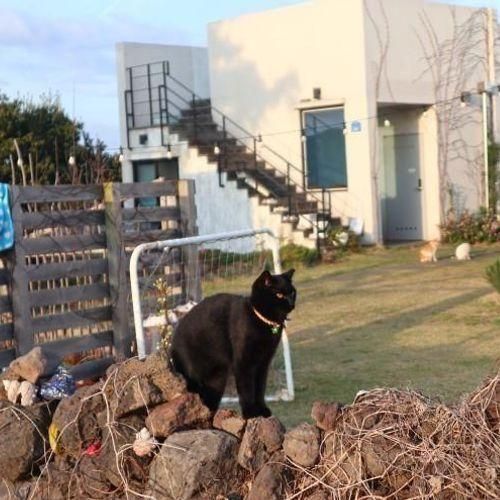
129,228 -> 295,401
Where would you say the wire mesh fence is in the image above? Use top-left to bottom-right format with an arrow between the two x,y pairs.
130,228 -> 294,402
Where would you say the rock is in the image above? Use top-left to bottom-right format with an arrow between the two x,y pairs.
14,480 -> 66,500
147,429 -> 240,499
105,353 -> 186,417
51,384 -> 105,458
74,455 -> 112,498
43,456 -> 83,499
19,380 -> 38,406
3,379 -> 21,403
0,379 -> 8,401
145,392 -> 212,438
9,346 -> 49,384
283,423 -> 320,467
213,408 -> 246,439
238,416 -> 285,472
311,401 -> 342,431
0,479 -> 54,500
95,414 -> 152,489
247,462 -> 284,500
322,432 -> 360,486
0,401 -> 54,481
3,380 -> 38,406
0,480 -> 16,498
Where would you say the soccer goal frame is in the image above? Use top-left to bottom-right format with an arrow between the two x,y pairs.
129,227 -> 295,402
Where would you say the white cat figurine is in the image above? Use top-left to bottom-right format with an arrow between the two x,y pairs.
455,242 -> 471,261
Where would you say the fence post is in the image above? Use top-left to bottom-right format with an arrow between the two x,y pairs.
177,180 -> 201,303
9,186 -> 34,355
104,182 -> 132,360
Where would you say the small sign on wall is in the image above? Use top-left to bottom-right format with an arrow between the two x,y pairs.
351,121 -> 362,133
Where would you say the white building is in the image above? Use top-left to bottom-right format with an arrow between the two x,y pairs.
117,0 -> 498,247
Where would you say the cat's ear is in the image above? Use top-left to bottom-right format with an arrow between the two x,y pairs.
257,270 -> 273,287
283,268 -> 295,281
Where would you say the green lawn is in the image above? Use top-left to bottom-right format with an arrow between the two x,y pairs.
265,243 -> 500,427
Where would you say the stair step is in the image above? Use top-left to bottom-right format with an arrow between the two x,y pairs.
273,206 -> 289,214
189,98 -> 211,108
170,123 -> 219,135
197,144 -> 246,157
181,103 -> 212,112
222,160 -> 267,172
261,198 -> 278,206
178,115 -> 214,126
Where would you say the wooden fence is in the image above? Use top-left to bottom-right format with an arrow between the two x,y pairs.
0,180 -> 196,379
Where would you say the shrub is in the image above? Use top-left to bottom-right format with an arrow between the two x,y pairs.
485,259 -> 500,294
440,208 -> 500,244
280,243 -> 320,268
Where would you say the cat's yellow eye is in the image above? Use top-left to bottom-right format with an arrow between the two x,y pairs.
276,292 -> 284,299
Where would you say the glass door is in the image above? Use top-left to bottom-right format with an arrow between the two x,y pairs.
303,107 -> 347,189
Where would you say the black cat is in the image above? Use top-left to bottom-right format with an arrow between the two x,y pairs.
170,269 -> 296,418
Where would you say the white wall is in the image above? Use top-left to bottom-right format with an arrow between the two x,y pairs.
116,42 -> 210,182
208,0 -> 378,242
363,0 -> 486,219
123,126 -> 314,249
115,41 -> 315,249
208,0 -> 490,242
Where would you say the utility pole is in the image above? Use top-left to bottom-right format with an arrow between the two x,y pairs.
486,8 -> 498,213
487,8 -> 497,142
481,87 -> 490,211
477,80 -> 500,213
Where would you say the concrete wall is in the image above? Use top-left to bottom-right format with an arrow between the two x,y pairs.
115,42 -> 315,249
208,0 -> 377,240
126,133 -> 313,249
116,42 -> 210,182
364,0 -> 486,227
208,0 -> 490,242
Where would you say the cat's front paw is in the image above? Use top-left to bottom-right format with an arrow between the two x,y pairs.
258,405 -> 272,418
242,405 -> 272,419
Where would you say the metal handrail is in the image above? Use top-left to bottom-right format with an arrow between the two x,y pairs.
164,72 -> 330,239
127,61 -> 339,242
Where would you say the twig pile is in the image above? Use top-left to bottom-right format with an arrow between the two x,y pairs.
287,374 -> 500,499
1,358 -> 498,499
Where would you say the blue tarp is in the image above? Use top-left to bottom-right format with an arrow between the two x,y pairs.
0,184 -> 14,251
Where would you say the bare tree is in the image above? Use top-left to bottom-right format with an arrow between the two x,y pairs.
365,2 -> 489,229
415,7 -> 487,218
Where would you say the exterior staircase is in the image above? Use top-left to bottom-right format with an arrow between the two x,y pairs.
124,62 -> 340,247
168,98 -> 337,245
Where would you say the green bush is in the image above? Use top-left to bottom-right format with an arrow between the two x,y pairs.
280,243 -> 320,268
440,208 -> 500,244
485,259 -> 500,294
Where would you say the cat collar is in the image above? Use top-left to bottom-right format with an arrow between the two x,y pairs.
252,306 -> 282,335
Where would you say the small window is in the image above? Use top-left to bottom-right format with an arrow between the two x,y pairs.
303,107 -> 347,189
133,158 -> 179,207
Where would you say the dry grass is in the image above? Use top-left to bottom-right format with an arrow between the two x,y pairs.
269,242 -> 500,427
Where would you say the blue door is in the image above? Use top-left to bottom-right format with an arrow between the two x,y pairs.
382,134 -> 423,241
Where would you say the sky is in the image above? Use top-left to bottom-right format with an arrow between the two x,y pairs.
0,0 -> 499,151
